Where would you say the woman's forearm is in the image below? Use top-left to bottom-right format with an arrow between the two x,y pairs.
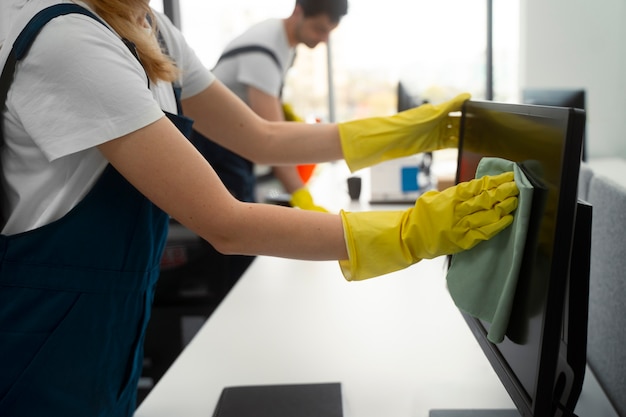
214,202 -> 348,260
182,81 -> 344,165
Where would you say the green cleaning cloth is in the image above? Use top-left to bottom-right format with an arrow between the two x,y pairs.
446,157 -> 534,344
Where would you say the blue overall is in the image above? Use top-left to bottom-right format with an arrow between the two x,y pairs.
189,46 -> 285,204
0,5 -> 194,416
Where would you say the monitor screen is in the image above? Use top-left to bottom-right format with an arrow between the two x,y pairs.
453,100 -> 588,417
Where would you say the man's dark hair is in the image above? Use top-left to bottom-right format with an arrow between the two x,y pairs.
296,0 -> 348,23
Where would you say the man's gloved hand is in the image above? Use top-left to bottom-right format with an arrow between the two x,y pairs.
338,93 -> 470,172
339,171 -> 519,281
290,187 -> 329,212
282,103 -> 305,122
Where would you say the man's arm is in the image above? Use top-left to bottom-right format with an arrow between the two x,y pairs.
247,86 -> 306,194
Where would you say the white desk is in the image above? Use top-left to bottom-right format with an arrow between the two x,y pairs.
135,162 -> 618,417
135,256 -> 518,417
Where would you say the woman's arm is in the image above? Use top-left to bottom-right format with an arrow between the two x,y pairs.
181,80 -> 344,166
97,116 -> 348,260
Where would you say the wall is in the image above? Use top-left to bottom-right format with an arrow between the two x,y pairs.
519,0 -> 626,159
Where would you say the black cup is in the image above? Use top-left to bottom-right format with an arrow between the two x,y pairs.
347,176 -> 362,200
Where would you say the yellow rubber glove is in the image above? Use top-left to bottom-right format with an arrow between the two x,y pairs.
338,93 -> 470,172
282,103 -> 305,122
339,171 -> 519,281
290,187 -> 329,212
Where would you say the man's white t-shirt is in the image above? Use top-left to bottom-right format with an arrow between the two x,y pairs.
0,0 -> 214,235
212,18 -> 295,102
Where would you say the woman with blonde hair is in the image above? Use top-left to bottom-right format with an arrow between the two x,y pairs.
0,1 -> 518,415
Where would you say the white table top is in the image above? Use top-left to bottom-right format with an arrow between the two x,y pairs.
135,256 -> 518,417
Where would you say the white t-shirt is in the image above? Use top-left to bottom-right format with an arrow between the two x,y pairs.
212,18 -> 295,102
0,0 -> 214,235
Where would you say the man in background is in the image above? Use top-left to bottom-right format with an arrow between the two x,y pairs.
191,0 -> 348,210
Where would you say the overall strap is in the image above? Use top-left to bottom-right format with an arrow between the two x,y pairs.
0,4 -> 105,135
0,4 -> 107,226
13,4 -> 105,60
216,45 -> 283,71
155,28 -> 186,116
215,45 -> 295,99
0,4 -> 105,104
0,4 -> 148,137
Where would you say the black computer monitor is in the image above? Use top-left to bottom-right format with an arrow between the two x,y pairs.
521,88 -> 585,110
438,100 -> 590,417
522,88 -> 586,161
396,82 -> 434,184
397,81 -> 420,112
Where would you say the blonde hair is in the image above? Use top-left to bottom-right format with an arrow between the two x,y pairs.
84,0 -> 179,82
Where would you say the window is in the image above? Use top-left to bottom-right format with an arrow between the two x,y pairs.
170,1 -> 518,121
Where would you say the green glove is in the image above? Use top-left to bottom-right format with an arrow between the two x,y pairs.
339,171 -> 518,281
338,93 -> 470,172
290,187 -> 329,212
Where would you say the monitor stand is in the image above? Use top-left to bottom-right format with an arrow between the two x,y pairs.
430,410 -> 520,417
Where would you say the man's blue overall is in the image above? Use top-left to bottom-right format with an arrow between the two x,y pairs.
0,5 -> 193,416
